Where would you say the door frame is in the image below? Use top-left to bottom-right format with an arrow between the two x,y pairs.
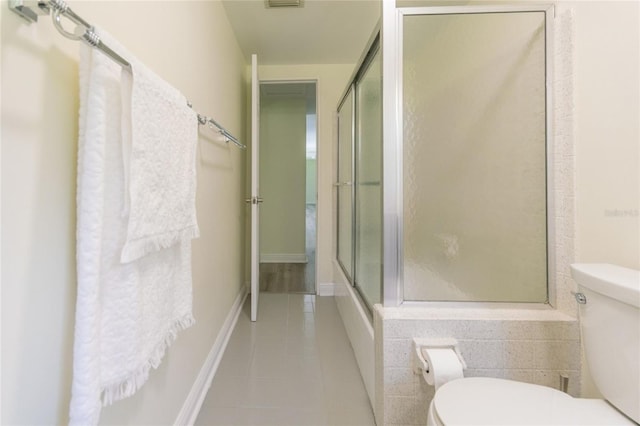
250,54 -> 260,322
258,79 -> 319,295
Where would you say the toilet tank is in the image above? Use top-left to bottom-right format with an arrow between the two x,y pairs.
571,263 -> 640,423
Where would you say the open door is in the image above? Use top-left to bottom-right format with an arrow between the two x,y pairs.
249,54 -> 261,322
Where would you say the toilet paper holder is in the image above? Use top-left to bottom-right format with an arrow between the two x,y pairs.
412,338 -> 467,376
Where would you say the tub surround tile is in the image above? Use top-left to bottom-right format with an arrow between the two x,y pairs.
383,319 -> 417,339
459,340 -> 505,369
379,306 -> 577,322
503,369 -> 535,383
503,340 -> 536,369
503,320 -> 579,340
378,314 -> 581,425
464,368 -> 506,379
384,368 -> 415,396
384,339 -> 413,368
415,376 -> 435,400
411,319 -> 507,340
534,340 -> 581,370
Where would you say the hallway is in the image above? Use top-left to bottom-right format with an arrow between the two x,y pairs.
259,205 -> 317,294
195,293 -> 375,425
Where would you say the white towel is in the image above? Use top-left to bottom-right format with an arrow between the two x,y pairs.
120,59 -> 199,263
70,29 -> 195,425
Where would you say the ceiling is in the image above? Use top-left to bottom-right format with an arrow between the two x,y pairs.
221,0 -> 381,65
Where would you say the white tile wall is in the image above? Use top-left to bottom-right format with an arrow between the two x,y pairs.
375,312 -> 581,426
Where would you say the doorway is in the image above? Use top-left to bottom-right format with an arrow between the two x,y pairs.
258,81 -> 317,294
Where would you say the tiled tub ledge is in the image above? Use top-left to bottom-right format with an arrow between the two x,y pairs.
374,305 -> 581,426
377,304 -> 578,322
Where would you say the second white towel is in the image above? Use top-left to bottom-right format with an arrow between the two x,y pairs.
120,60 -> 199,263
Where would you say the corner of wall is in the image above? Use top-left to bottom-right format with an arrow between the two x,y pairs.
552,6 -> 578,319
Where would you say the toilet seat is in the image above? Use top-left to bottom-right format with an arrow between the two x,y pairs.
429,377 -> 635,425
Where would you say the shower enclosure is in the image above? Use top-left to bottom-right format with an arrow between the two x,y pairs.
337,4 -> 553,310
337,38 -> 383,311
401,10 -> 548,303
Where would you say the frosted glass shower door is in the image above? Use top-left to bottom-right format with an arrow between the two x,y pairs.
337,90 -> 354,280
401,11 -> 548,303
355,49 -> 382,308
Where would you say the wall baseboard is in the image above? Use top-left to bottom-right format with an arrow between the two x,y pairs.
174,285 -> 248,426
317,282 -> 335,296
260,253 -> 307,263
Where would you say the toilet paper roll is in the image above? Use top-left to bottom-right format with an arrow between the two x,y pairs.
422,348 -> 464,390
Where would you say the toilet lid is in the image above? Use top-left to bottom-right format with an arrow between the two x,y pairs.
433,377 -> 636,425
433,377 -> 575,425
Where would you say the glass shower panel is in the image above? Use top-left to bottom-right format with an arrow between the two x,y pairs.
402,12 -> 548,302
337,90 -> 354,280
355,50 -> 383,308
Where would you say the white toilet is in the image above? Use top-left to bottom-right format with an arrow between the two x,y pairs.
426,263 -> 640,425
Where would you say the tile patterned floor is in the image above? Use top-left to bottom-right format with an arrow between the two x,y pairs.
195,293 -> 375,426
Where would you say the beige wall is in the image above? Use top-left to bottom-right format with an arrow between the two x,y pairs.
1,1 -> 247,424
259,64 -> 354,286
307,158 -> 317,205
564,0 -> 639,270
557,0 -> 640,397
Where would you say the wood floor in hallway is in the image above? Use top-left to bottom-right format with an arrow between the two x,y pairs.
259,262 -> 314,294
259,204 -> 316,295
195,293 -> 375,426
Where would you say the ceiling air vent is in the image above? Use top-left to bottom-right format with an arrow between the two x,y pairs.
265,0 -> 303,8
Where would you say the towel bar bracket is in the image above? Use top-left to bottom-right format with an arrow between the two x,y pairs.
9,0 -> 50,23
9,0 -> 246,150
